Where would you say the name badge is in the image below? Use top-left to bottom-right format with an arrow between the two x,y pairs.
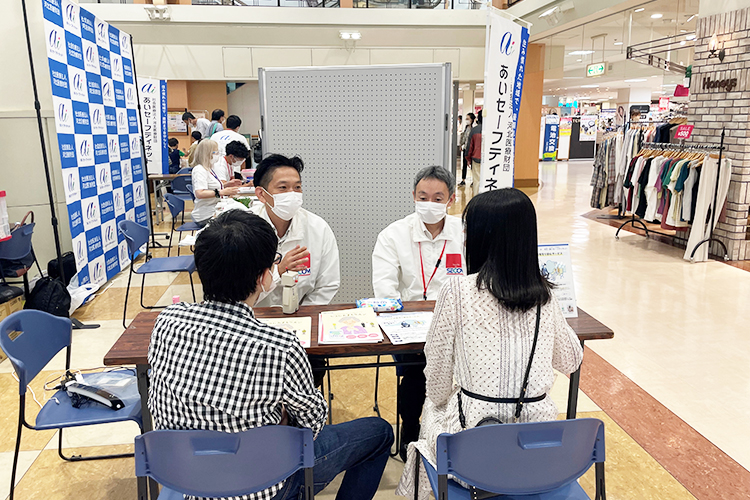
445,254 -> 464,275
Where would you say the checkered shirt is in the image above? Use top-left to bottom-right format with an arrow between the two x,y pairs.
148,300 -> 328,500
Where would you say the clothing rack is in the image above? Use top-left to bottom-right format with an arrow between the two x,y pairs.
614,137 -> 726,250
689,129 -> 728,262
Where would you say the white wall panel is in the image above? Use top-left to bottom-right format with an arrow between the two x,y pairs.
311,48 -> 371,67
252,48 -> 313,75
369,49 -> 434,65
223,47 -> 254,79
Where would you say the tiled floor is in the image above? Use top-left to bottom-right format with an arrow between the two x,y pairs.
1,160 -> 749,499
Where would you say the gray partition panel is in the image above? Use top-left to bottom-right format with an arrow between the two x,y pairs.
259,63 -> 452,302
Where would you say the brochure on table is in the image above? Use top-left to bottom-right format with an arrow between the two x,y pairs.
262,317 -> 312,348
538,243 -> 578,318
377,312 -> 434,345
319,308 -> 383,344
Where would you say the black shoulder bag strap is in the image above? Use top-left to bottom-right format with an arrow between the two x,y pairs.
457,303 -> 542,429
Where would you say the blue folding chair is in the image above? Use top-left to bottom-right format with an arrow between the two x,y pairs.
118,220 -> 196,328
171,168 -> 193,204
418,418 -> 606,500
0,310 -> 143,500
135,426 -> 315,500
0,217 -> 43,298
164,194 -> 202,257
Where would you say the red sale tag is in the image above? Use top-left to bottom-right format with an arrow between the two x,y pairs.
675,125 -> 694,140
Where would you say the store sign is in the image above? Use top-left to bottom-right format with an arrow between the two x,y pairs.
480,11 -> 529,191
579,115 -> 597,142
675,124 -> 694,140
542,115 -> 559,161
702,75 -> 738,92
659,97 -> 670,110
586,62 -> 606,77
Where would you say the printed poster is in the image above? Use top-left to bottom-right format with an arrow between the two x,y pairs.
538,243 -> 578,318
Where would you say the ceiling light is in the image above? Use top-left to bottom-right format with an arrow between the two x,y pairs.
634,7 -> 645,12
576,59 -> 582,62
680,41 -> 686,46
651,13 -> 663,19
614,41 -> 623,46
581,84 -> 599,88
539,6 -> 558,18
624,79 -> 647,82
568,50 -> 595,55
686,34 -> 696,40
686,14 -> 696,23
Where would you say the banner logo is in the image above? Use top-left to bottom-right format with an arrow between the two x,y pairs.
499,32 -> 515,56
102,81 -> 111,98
119,243 -> 129,262
118,113 -> 125,128
99,168 -> 109,186
109,137 -> 118,153
96,22 -> 107,40
85,45 -> 96,64
92,108 -> 101,126
104,224 -> 116,245
93,262 -> 104,282
49,29 -> 62,50
130,136 -> 139,152
65,4 -> 77,24
85,200 -> 98,222
114,191 -> 124,211
79,138 -> 91,158
134,184 -> 143,201
140,83 -> 156,94
58,102 -> 69,123
126,87 -> 134,102
76,239 -> 86,263
72,73 -> 84,93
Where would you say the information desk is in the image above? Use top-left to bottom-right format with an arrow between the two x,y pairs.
106,301 -> 612,500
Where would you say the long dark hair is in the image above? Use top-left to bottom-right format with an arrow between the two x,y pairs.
463,188 -> 551,312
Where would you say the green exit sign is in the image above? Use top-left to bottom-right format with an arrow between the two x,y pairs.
586,62 -> 606,77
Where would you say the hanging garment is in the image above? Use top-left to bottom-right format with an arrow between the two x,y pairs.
684,157 -> 732,262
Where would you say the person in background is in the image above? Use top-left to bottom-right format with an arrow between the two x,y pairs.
214,140 -> 250,183
149,209 -> 394,500
458,112 -> 475,187
187,130 -> 202,167
211,114 -> 251,172
457,115 -> 462,135
168,137 -> 181,175
467,111 -> 483,195
190,139 -> 239,227
207,108 -> 226,137
396,189 -> 584,500
372,166 -> 464,461
182,112 -> 210,139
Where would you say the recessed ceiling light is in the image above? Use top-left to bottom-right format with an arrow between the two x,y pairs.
651,13 -> 663,19
568,50 -> 595,55
686,34 -> 696,40
634,7 -> 645,12
614,41 -> 623,46
680,29 -> 688,33
686,14 -> 696,23
680,41 -> 686,46
581,84 -> 599,88
576,59 -> 582,62
624,78 -> 647,82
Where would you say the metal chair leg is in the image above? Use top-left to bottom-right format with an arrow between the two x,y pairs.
373,355 -> 381,417
595,462 -> 606,500
57,427 -> 134,462
326,359 -> 334,425
391,374 -> 402,458
189,273 -> 196,302
123,267 -> 134,329
168,224 -> 174,258
8,409 -> 23,500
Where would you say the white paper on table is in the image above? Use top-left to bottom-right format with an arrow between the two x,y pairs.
538,243 -> 578,318
377,312 -> 433,345
261,317 -> 312,348
318,308 -> 383,344
179,235 -> 197,247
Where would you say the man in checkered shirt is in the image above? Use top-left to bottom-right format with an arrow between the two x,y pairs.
149,210 -> 393,500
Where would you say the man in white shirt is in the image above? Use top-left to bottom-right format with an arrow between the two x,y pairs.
372,165 -> 465,460
211,115 -> 251,168
252,154 -> 340,307
213,140 -> 250,183
182,112 -> 210,139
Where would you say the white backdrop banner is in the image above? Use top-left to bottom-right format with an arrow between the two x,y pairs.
137,77 -> 168,174
43,0 -> 152,286
480,11 -> 529,191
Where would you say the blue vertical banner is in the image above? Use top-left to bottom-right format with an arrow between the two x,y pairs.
542,115 -> 559,161
42,0 -> 150,287
137,77 -> 168,175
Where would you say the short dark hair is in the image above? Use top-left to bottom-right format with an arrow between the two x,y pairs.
226,115 -> 241,130
191,131 -> 202,141
463,189 -> 551,312
467,112 -> 476,121
476,111 -> 483,125
413,166 -> 455,197
458,115 -> 462,120
211,109 -> 225,121
168,138 -> 178,148
182,112 -> 194,121
194,210 -> 278,303
254,154 -> 304,189
225,140 -> 249,160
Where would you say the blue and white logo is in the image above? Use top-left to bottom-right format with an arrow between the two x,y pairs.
121,160 -> 133,186
95,18 -> 109,49
120,33 -> 131,58
499,31 -> 515,56
75,134 -> 95,166
124,83 -> 136,108
82,40 -> 99,73
64,168 -> 80,204
110,53 -> 123,81
62,0 -> 81,37
83,197 -> 100,231
108,135 -> 121,162
101,77 -> 115,107
90,103 -> 106,135
118,240 -> 130,269
53,96 -> 74,134
73,233 -> 88,270
69,66 -> 87,102
96,164 -> 112,194
102,220 -> 117,253
129,135 -> 140,158
116,108 -> 128,135
45,21 -> 66,62
133,183 -> 145,205
88,255 -> 107,286
113,188 -> 125,216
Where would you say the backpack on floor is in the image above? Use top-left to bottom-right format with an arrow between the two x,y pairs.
24,277 -> 71,318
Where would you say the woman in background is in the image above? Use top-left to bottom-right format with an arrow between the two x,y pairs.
396,188 -> 583,500
190,139 -> 239,227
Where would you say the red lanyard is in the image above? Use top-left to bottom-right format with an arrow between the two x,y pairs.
225,157 -> 233,181
419,240 -> 447,301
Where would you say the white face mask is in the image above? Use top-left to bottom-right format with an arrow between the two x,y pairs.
211,152 -> 221,165
415,201 -> 447,225
231,159 -> 245,170
260,269 -> 277,295
264,190 -> 303,221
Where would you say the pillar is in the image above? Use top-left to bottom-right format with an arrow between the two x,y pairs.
514,43 -> 545,187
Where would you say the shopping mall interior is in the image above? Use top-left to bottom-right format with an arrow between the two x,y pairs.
1,0 -> 750,499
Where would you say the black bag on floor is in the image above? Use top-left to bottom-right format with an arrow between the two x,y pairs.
47,252 -> 76,286
24,277 -> 71,318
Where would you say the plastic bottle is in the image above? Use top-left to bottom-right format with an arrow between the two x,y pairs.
172,295 -> 180,304
0,191 -> 10,242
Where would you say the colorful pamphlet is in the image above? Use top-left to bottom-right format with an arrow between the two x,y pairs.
538,243 -> 578,318
377,312 -> 433,345
262,317 -> 312,348
318,308 -> 383,345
